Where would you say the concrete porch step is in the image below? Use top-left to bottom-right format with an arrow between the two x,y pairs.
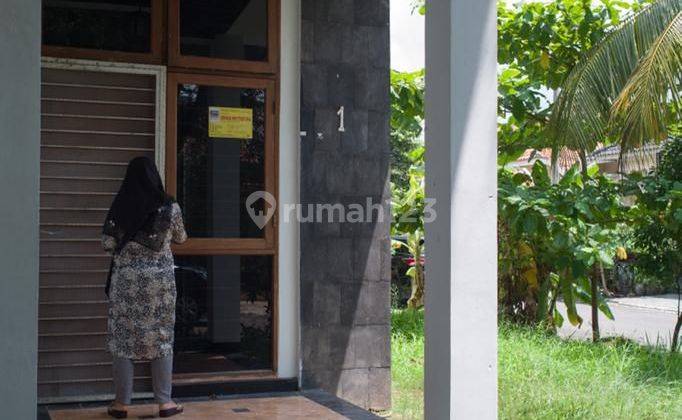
42,391 -> 383,420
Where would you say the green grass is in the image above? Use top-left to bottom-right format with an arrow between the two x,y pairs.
391,309 -> 682,419
392,309 -> 425,419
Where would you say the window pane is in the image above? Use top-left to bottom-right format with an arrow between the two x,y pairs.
180,0 -> 268,61
176,83 -> 267,238
42,0 -> 152,53
173,255 -> 273,372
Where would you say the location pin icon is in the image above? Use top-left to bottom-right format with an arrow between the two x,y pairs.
246,191 -> 277,229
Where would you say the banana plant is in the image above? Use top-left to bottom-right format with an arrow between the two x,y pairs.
393,230 -> 425,309
392,147 -> 426,309
499,161 -> 626,337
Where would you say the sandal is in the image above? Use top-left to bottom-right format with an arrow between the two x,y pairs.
107,405 -> 128,419
159,404 -> 184,418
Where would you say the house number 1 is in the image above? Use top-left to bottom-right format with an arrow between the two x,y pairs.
337,106 -> 345,132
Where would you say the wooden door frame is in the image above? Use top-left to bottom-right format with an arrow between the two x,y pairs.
40,0 -> 282,381
166,71 -> 279,374
167,0 -> 280,75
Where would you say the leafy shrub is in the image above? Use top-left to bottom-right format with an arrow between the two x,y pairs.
498,161 -> 628,327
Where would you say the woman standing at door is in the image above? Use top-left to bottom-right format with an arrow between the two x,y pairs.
102,157 -> 187,418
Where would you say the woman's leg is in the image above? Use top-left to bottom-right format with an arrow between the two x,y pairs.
112,356 -> 134,405
150,354 -> 173,405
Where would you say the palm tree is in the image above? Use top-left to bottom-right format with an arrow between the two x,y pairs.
549,0 -> 682,158
549,0 -> 682,346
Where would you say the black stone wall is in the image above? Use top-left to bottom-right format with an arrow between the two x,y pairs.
299,0 -> 391,411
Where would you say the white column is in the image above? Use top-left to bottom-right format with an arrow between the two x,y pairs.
0,1 -> 40,418
424,0 -> 498,419
277,0 -> 301,379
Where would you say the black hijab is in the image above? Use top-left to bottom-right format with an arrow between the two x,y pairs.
103,157 -> 173,252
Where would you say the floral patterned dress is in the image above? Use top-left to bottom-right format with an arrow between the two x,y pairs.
103,202 -> 187,360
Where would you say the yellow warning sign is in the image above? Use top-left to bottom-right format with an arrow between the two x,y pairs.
208,107 -> 253,139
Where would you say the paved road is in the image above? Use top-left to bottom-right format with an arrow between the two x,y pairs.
557,294 -> 680,348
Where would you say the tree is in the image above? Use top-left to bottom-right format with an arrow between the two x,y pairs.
499,161 -> 626,336
497,0 -> 636,338
497,0 -> 634,161
547,0 -> 681,341
406,0 -> 634,160
550,0 -> 682,156
390,69 -> 426,309
626,138 -> 682,351
390,70 -> 424,192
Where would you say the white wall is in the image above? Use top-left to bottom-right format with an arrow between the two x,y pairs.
277,0 -> 301,379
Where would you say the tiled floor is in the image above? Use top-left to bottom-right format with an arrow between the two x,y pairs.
47,393 -> 379,419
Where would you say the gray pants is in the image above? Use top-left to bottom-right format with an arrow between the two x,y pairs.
113,355 -> 173,404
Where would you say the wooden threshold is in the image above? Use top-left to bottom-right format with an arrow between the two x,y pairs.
173,370 -> 276,386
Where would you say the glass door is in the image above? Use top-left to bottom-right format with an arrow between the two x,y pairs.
166,73 -> 277,375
